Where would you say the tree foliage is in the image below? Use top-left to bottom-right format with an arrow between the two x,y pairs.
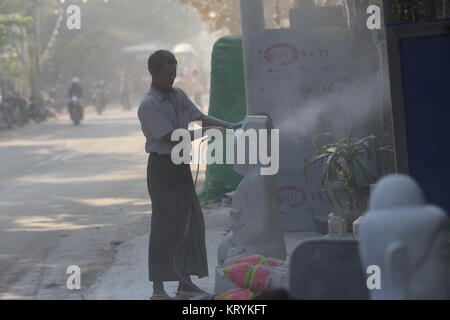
0,12 -> 32,89
0,13 -> 31,48
180,0 -> 241,34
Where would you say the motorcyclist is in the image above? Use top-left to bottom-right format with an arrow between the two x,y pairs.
68,77 -> 83,98
67,78 -> 84,124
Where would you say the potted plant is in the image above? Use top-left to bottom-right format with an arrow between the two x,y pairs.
304,133 -> 392,231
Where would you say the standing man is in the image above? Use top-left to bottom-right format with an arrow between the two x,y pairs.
138,50 -> 233,299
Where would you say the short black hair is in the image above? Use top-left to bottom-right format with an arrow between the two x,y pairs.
148,50 -> 178,74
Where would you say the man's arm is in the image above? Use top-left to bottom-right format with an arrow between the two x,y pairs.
197,114 -> 233,128
189,126 -> 228,141
180,87 -> 233,128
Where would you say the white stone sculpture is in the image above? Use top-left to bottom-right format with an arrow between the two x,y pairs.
215,115 -> 287,293
359,174 -> 450,300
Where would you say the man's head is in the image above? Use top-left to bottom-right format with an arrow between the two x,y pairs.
148,50 -> 178,92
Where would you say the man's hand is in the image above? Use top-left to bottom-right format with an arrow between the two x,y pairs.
188,127 -> 226,141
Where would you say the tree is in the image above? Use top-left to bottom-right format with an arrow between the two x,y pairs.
0,14 -> 31,49
0,0 -> 61,93
0,13 -> 32,90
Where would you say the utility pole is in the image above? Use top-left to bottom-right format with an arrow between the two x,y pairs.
239,0 -> 265,114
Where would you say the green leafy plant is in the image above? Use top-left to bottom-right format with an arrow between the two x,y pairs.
304,133 -> 392,189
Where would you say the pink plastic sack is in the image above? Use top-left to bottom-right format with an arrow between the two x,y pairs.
236,254 -> 287,268
217,288 -> 256,300
223,262 -> 271,293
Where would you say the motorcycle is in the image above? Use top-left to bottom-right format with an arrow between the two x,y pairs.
5,93 -> 30,127
29,94 -> 48,123
3,95 -> 23,127
15,93 -> 30,126
0,95 -> 14,129
68,96 -> 84,125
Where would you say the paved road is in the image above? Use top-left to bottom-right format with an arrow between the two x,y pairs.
0,105 -> 156,299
